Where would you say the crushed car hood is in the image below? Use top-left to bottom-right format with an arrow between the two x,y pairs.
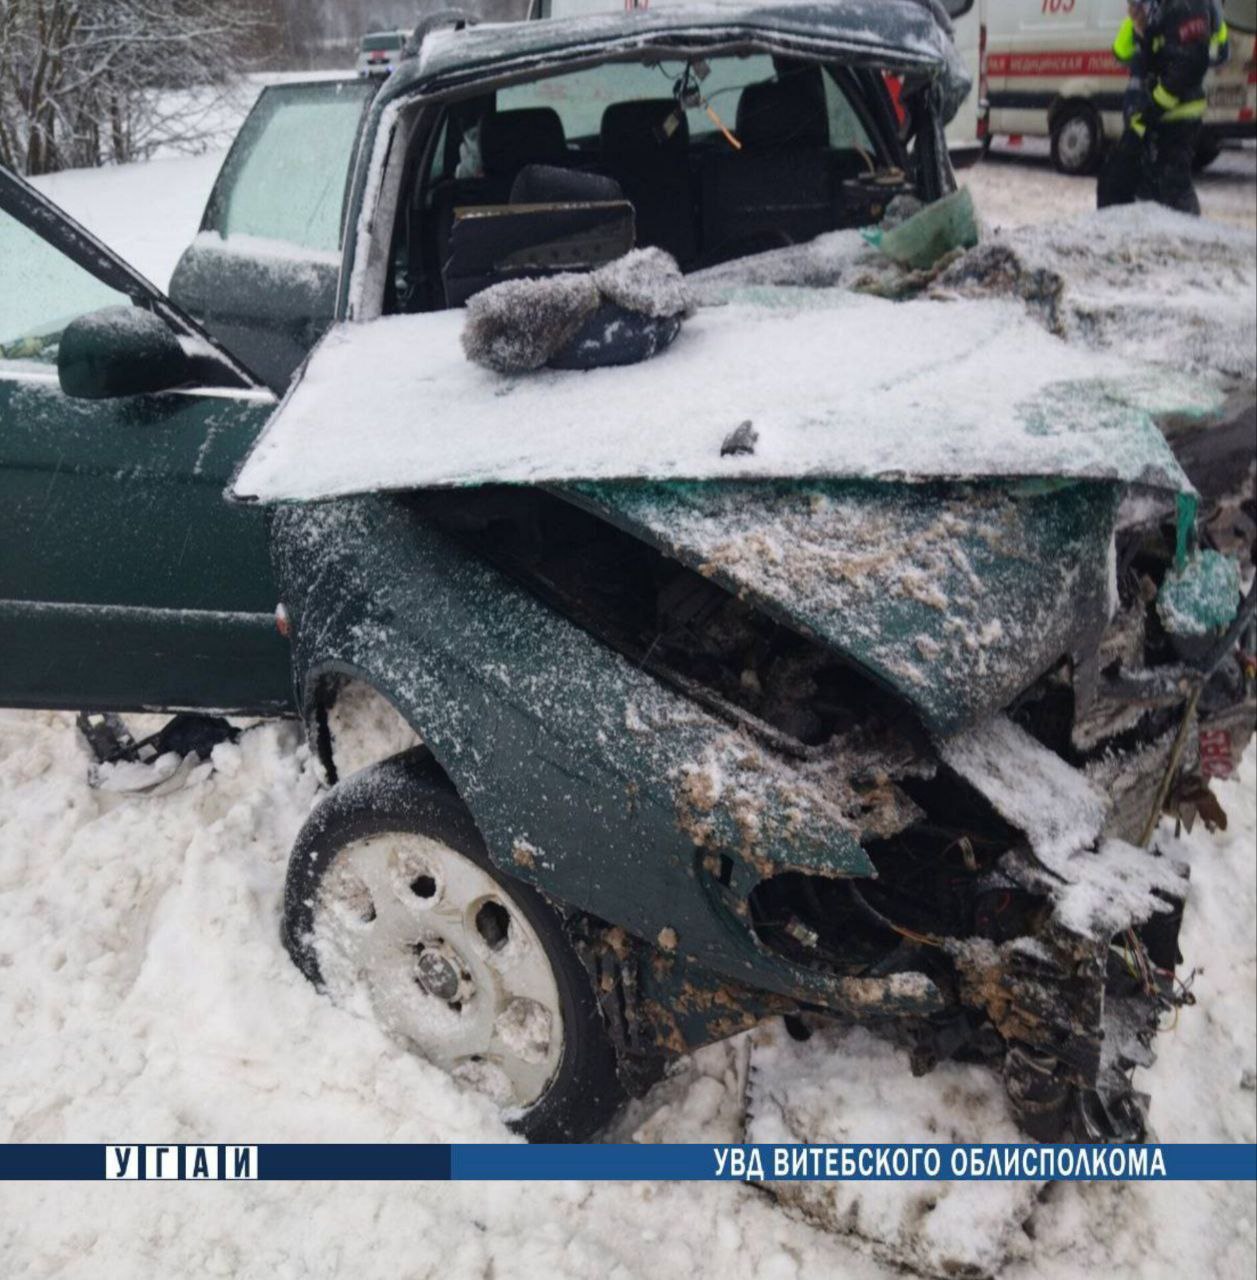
233,274 -> 1232,736
233,288 -> 1207,503
563,477 -> 1124,734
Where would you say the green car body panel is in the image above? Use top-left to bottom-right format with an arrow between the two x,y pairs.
269,473 -> 1122,1024
565,478 -> 1121,736
0,375 -> 291,712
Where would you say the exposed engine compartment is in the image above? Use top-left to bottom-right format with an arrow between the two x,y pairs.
402,456 -> 1253,1140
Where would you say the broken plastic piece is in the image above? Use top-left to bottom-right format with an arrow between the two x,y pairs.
866,187 -> 980,272
1157,549 -> 1242,639
77,710 -> 240,789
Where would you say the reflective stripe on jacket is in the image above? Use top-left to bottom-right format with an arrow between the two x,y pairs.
1151,80 -> 1209,120
1142,0 -> 1214,124
1114,16 -> 1140,63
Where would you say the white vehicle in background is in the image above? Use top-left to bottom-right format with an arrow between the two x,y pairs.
945,1 -> 989,166
983,0 -> 1257,175
356,30 -> 408,77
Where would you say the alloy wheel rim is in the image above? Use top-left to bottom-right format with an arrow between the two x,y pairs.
313,832 -> 565,1109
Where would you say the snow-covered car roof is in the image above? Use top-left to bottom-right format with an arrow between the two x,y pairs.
387,2 -> 969,118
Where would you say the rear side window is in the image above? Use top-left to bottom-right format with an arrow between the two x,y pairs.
204,81 -> 376,256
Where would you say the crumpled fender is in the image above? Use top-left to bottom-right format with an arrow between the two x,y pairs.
271,495 -> 933,1013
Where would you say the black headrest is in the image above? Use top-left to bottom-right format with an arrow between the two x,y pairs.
736,72 -> 829,150
479,108 -> 566,175
601,99 -> 690,156
510,164 -> 623,205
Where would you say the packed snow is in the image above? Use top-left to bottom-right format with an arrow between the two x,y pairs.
7,78 -> 1256,1280
0,713 -> 1252,1278
965,139 -> 1257,233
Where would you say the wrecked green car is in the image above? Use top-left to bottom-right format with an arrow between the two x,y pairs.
3,4 -> 1255,1144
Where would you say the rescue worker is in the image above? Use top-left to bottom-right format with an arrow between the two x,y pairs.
1097,0 -> 1224,215
1098,2 -> 1157,206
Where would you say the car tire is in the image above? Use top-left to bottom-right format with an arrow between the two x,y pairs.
1050,105 -> 1103,176
282,746 -> 626,1141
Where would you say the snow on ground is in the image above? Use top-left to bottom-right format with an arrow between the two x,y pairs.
964,138 -> 1257,232
29,72 -> 352,290
32,153 -> 227,291
5,116 -> 1256,1279
0,710 -> 891,1280
0,713 -> 1252,1279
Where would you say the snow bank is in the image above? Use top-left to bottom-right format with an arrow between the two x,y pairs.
746,1022 -> 1039,1278
1,718 -> 1253,1278
0,711 -> 881,1279
953,204 -> 1257,383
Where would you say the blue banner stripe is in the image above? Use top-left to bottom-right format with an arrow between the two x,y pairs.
0,1143 -> 1253,1182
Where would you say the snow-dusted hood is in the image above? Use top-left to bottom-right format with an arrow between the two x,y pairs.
563,475 -> 1125,734
231,279 -> 1225,732
233,285 -> 1204,504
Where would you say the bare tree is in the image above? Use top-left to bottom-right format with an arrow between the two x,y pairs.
1,0 -> 263,174
0,0 -> 544,173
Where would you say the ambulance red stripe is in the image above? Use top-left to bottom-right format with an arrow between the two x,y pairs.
986,50 -> 1127,77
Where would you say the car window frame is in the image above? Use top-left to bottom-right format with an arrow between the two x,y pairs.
370,49 -> 906,319
0,165 -> 267,392
345,33 -> 930,324
198,78 -> 378,259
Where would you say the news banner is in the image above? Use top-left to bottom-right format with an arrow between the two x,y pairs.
1,1143 -> 1254,1182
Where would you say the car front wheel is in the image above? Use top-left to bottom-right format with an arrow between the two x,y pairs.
282,747 -> 625,1141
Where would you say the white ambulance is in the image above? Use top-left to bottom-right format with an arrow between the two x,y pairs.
947,1 -> 991,165
983,0 -> 1256,174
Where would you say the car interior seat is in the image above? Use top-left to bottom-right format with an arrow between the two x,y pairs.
478,108 -> 569,200
699,68 -> 840,265
599,99 -> 698,268
427,108 -> 571,304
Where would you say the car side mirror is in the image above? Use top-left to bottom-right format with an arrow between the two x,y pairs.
58,305 -> 192,400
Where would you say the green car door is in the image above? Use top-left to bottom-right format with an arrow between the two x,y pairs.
0,168 -> 293,714
168,78 -> 377,390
